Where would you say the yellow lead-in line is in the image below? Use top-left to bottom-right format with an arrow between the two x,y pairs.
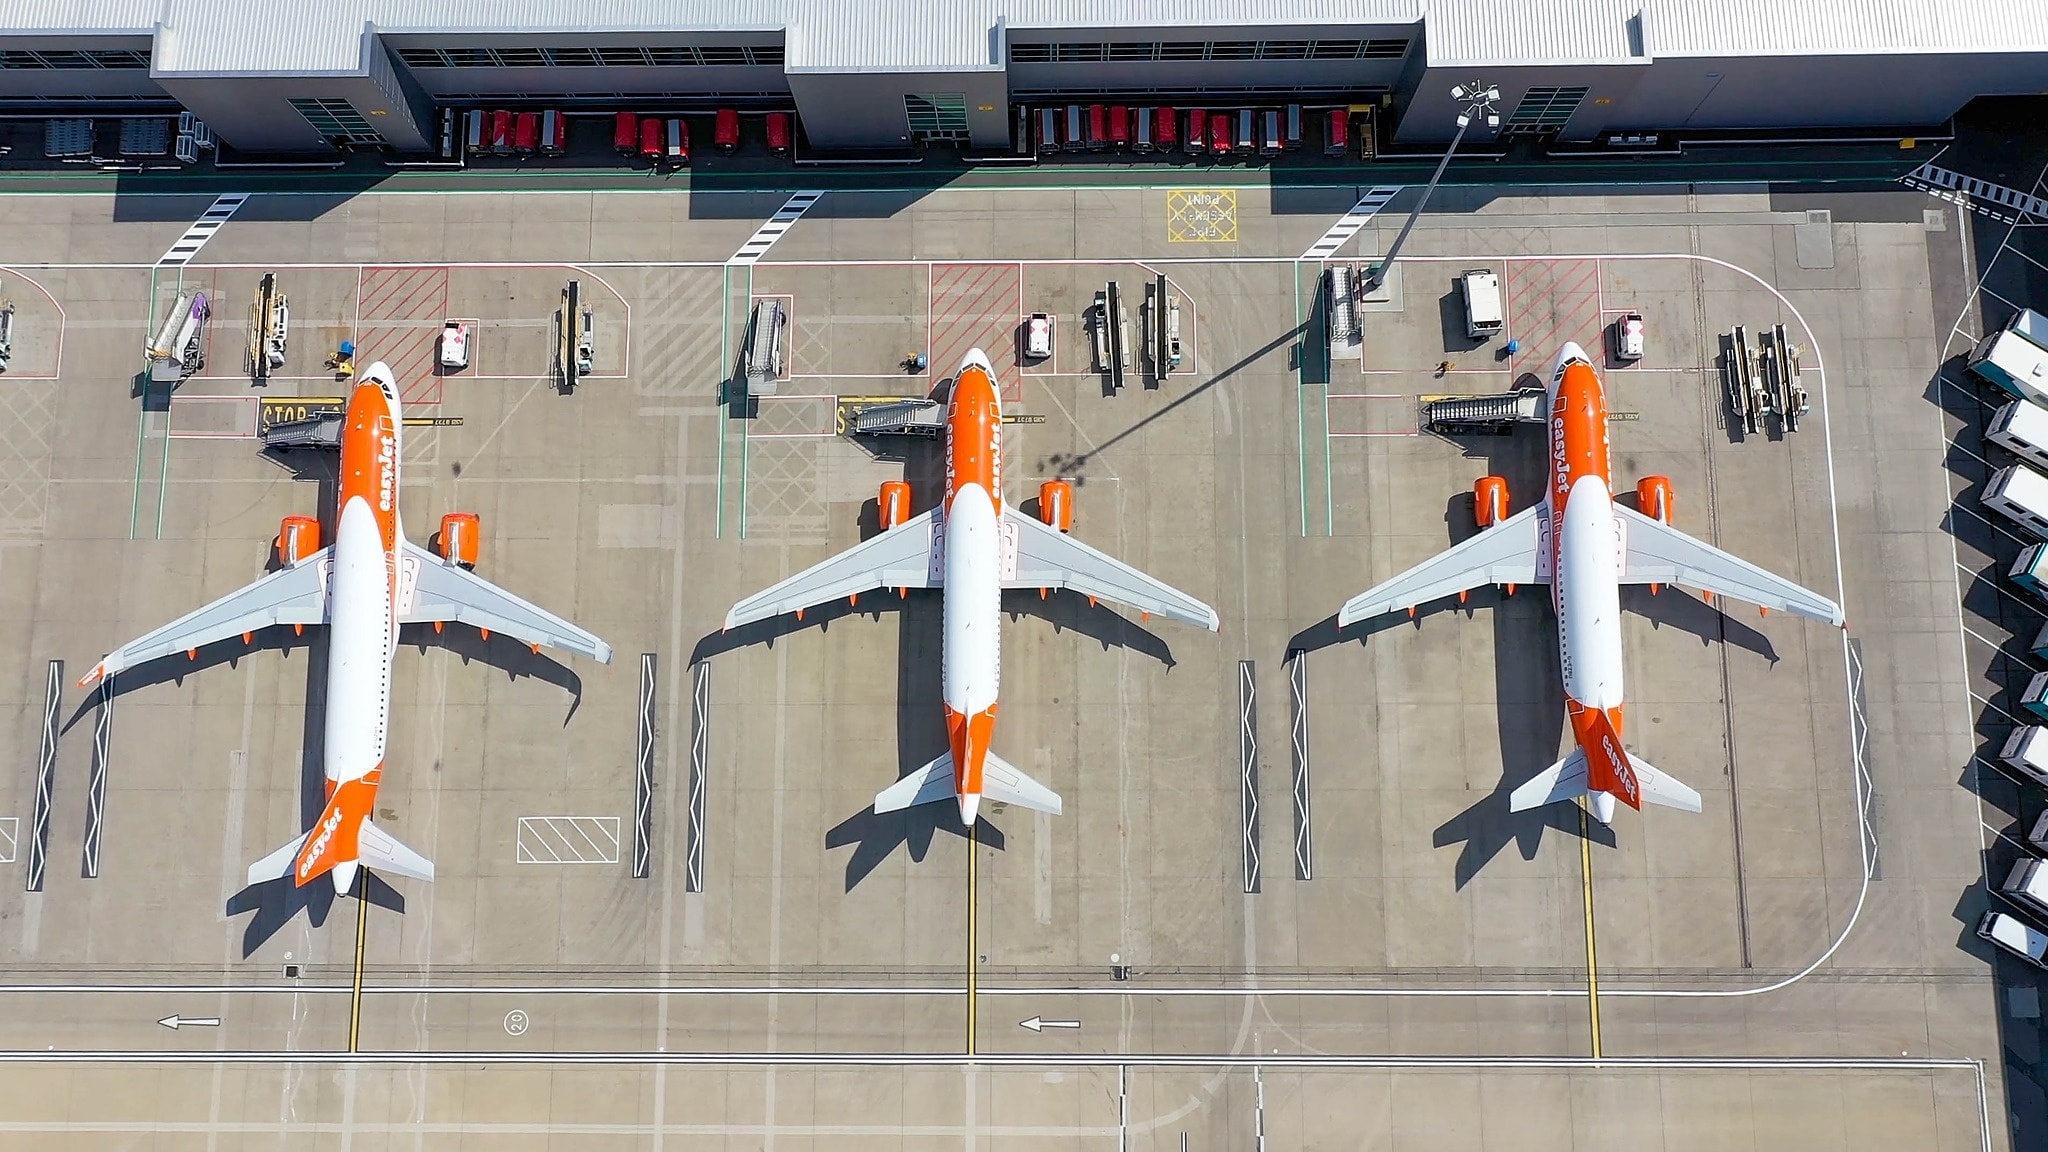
966,825 -> 979,1057
348,887 -> 369,1054
1579,804 -> 1602,1059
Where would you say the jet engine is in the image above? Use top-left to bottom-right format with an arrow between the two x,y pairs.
1038,479 -> 1074,532
1474,475 -> 1509,528
438,512 -> 480,568
1636,475 -> 1673,524
275,515 -> 321,567
878,480 -> 911,531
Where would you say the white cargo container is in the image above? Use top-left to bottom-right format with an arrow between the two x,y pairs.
1459,269 -> 1503,339
2002,726 -> 2048,786
2007,858 -> 2048,920
1983,464 -> 2048,538
1989,398 -> 2048,472
1969,309 -> 2048,405
2030,810 -> 2048,853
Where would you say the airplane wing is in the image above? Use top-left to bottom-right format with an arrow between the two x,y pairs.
400,540 -> 613,664
79,552 -> 332,687
1003,508 -> 1220,631
1337,506 -> 1543,626
1612,504 -> 1844,627
723,509 -> 939,630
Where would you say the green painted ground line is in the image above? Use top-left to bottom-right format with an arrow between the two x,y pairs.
1292,262 -> 1309,540
715,263 -> 729,540
128,264 -> 160,541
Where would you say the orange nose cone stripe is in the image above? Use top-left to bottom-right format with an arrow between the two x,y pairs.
944,365 -> 1002,514
946,704 -> 997,801
338,382 -> 400,555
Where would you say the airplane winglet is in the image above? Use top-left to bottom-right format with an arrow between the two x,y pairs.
77,663 -> 108,690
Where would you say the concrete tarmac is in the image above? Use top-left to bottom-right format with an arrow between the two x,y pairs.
0,182 -> 2001,1149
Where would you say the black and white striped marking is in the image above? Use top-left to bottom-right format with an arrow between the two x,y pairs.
157,193 -> 250,267
728,191 -> 824,265
1899,163 -> 2043,226
1300,186 -> 1403,261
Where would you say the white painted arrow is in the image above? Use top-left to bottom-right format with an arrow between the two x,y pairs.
157,1015 -> 221,1030
1018,1016 -> 1080,1033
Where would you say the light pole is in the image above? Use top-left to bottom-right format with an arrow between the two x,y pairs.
1364,82 -> 1500,292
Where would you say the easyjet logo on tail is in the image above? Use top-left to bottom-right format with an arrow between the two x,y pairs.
1599,735 -> 1640,808
297,805 -> 348,882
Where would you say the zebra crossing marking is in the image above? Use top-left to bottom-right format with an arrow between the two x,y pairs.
157,193 -> 250,267
729,191 -> 825,265
1301,187 -> 1403,262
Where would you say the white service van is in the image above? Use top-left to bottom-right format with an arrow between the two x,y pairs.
1983,463 -> 2048,538
1979,910 -> 2048,967
2002,726 -> 2048,786
1460,269 -> 1504,339
2006,857 -> 2048,919
1990,398 -> 2048,472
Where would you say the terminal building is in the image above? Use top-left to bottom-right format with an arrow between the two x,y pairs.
0,0 -> 2042,157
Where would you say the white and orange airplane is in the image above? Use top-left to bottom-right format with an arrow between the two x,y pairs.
80,363 -> 612,893
724,349 -> 1219,825
1335,342 -> 1843,824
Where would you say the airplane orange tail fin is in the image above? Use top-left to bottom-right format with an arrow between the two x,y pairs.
1578,707 -> 1641,811
291,773 -> 376,887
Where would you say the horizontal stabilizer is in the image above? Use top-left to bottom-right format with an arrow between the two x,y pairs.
1510,747 -> 1702,815
357,818 -> 435,882
246,830 -> 313,885
1629,754 -> 1702,813
875,752 -> 957,814
1510,749 -> 1589,813
981,751 -> 1061,815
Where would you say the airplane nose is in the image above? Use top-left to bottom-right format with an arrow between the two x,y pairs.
1558,341 -> 1589,365
959,348 -> 994,374
958,792 -> 981,827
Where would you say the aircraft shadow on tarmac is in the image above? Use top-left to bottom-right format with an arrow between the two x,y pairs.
690,583 -> 1160,891
1282,453 -> 1784,884
65,585 -> 581,954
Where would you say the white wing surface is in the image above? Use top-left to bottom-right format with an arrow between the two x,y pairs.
1337,507 -> 1543,626
401,540 -> 614,663
1003,509 -> 1219,631
79,552 -> 332,687
1612,504 -> 1843,627
723,509 -> 939,630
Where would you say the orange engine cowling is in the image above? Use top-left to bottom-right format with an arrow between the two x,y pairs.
275,515 -> 321,567
1636,475 -> 1673,524
878,480 -> 911,531
1474,475 -> 1509,528
1038,479 -> 1074,532
438,512 -> 481,568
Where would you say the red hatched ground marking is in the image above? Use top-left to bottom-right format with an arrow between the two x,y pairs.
1505,259 -> 1604,381
929,262 -> 1023,401
355,266 -> 451,405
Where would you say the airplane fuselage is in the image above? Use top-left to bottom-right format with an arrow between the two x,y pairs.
1544,344 -> 1635,821
300,371 -> 406,891
939,352 -> 1005,826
